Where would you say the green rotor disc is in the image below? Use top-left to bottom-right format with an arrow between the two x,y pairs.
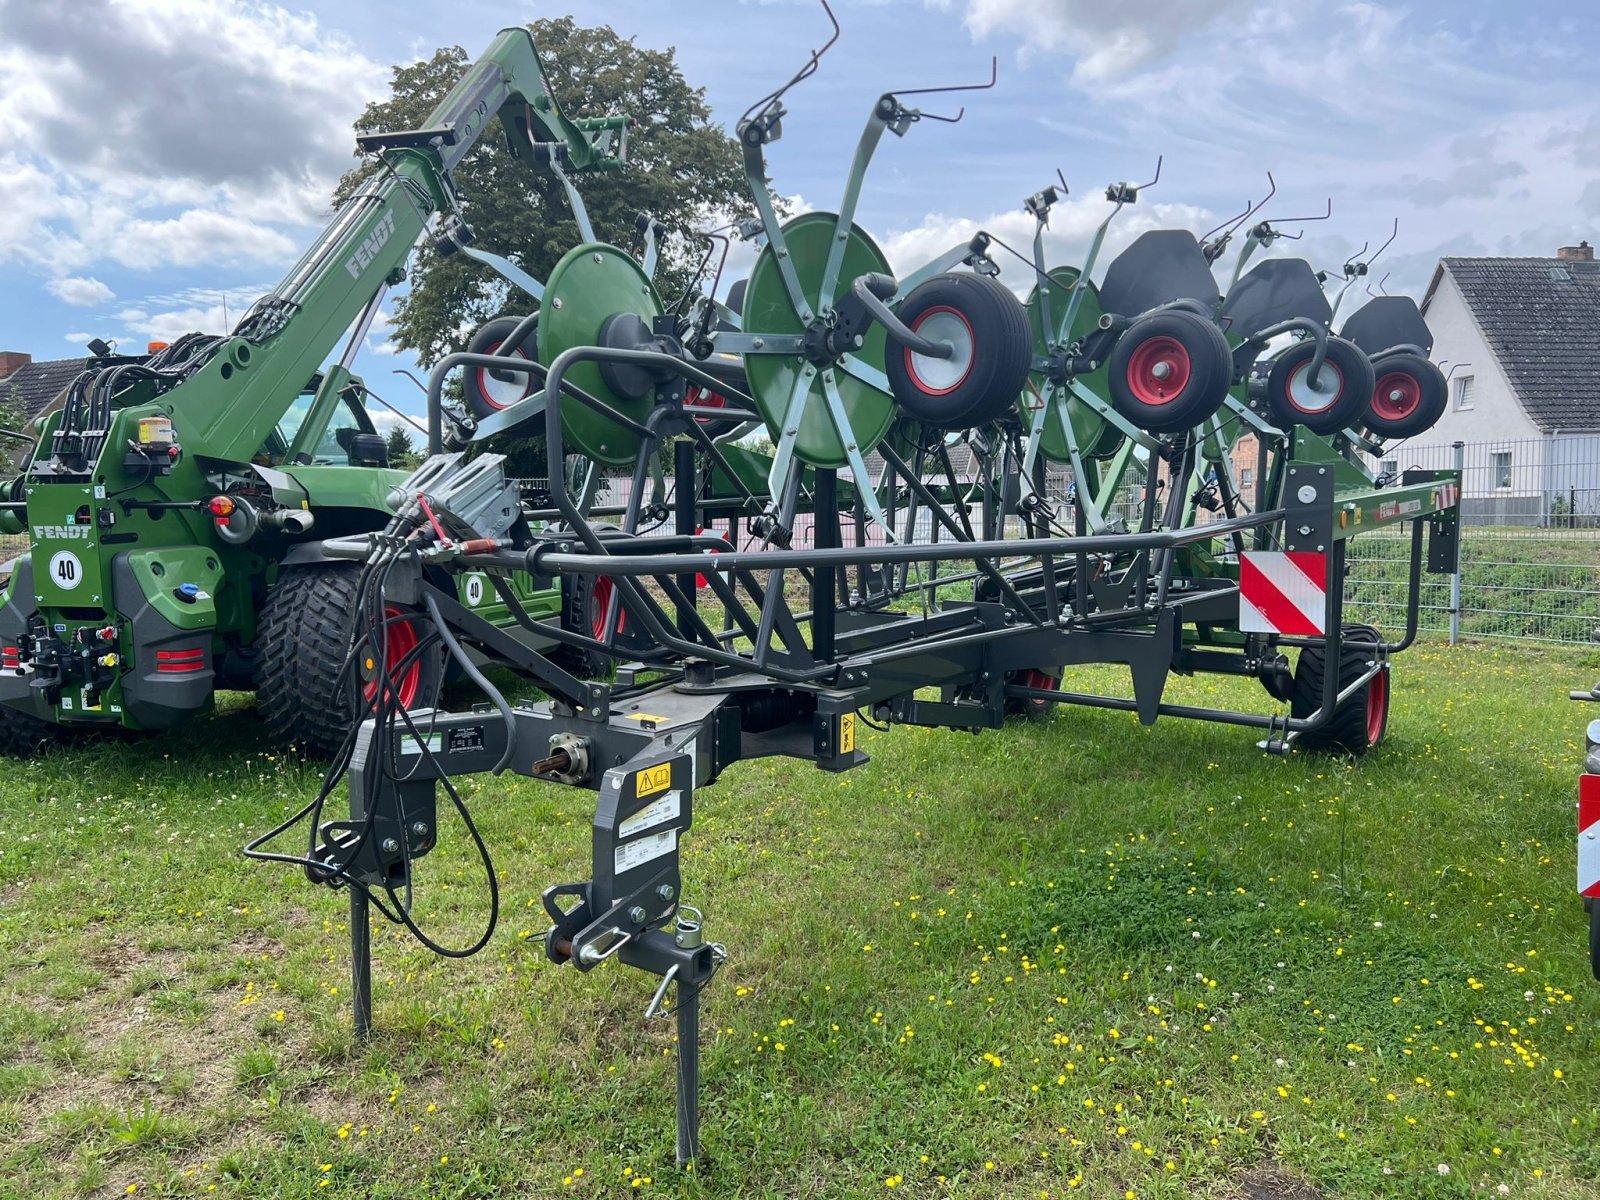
1024,267 -> 1120,463
539,241 -> 664,468
742,212 -> 895,469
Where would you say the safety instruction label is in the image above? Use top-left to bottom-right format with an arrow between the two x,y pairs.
840,713 -> 856,754
620,791 -> 681,838
615,828 -> 676,874
636,763 -> 672,797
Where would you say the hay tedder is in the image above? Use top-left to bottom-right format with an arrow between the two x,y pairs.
252,9 -> 1462,1163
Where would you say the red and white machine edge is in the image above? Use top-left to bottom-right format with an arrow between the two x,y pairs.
1238,551 -> 1329,637
1579,773 -> 1600,898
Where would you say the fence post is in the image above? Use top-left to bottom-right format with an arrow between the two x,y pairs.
1450,440 -> 1464,645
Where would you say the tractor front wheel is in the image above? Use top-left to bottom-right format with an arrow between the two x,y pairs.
258,564 -> 442,757
0,703 -> 73,758
1290,623 -> 1389,755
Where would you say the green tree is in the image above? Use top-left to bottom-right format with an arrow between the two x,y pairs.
384,424 -> 420,469
337,17 -> 753,367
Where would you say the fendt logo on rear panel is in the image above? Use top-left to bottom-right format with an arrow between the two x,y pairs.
344,211 -> 398,279
33,524 -> 90,540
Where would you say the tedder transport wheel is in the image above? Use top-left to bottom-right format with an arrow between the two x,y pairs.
1004,668 -> 1061,721
1363,352 -> 1448,440
1107,309 -> 1233,434
463,315 -> 539,420
1264,337 -> 1374,436
1290,623 -> 1389,755
548,571 -> 623,680
885,272 -> 1033,429
258,564 -> 442,757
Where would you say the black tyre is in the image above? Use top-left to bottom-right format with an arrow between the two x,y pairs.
1107,309 -> 1233,434
1004,668 -> 1060,721
463,315 -> 539,420
1265,336 -> 1374,435
0,704 -> 73,758
548,571 -> 624,679
1589,898 -> 1600,981
1290,623 -> 1389,755
258,564 -> 443,757
1364,352 -> 1448,440
886,273 -> 1033,429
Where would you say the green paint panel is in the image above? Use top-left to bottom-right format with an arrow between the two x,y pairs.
742,213 -> 895,469
540,242 -> 663,467
1024,268 -> 1118,463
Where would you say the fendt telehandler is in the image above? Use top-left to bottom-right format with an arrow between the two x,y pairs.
0,28 -> 629,756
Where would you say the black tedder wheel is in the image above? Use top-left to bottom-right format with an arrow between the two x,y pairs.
1363,352 -> 1448,440
886,272 -> 1033,429
1265,336 -> 1374,436
258,564 -> 443,757
548,571 -> 622,680
463,315 -> 539,420
1290,623 -> 1389,755
1107,309 -> 1233,434
1589,898 -> 1600,981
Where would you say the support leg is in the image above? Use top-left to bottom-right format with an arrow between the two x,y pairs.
675,980 -> 702,1168
350,886 -> 373,1040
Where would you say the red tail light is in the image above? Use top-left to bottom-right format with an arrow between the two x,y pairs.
155,647 -> 205,674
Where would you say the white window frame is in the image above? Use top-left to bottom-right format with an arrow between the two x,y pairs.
1454,374 -> 1475,411
1491,450 -> 1512,490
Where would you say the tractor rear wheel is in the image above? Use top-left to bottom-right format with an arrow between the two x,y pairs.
258,563 -> 442,757
1290,623 -> 1389,755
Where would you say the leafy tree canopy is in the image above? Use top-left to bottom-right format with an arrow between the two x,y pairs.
336,17 -> 753,366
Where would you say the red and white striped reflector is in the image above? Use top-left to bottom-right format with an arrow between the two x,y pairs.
155,647 -> 205,674
1435,481 -> 1459,509
1239,551 -> 1328,637
1578,774 -> 1600,897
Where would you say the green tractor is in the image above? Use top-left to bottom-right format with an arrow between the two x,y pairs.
0,27 -> 627,757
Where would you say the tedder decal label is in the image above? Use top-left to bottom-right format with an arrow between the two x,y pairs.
620,791 -> 681,838
1238,551 -> 1327,637
840,713 -> 856,754
614,828 -> 676,874
635,763 -> 672,798
48,551 -> 84,591
344,211 -> 398,280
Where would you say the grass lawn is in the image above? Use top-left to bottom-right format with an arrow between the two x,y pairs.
1,638 -> 1598,1199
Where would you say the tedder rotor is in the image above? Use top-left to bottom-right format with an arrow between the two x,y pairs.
252,5 -> 1463,1165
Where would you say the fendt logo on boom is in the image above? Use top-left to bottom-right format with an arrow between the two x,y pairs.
33,524 -> 90,540
344,211 -> 398,280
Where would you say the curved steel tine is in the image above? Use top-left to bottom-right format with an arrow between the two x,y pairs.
1203,172 -> 1274,244
891,55 -> 998,100
1201,197 -> 1253,244
1366,270 -> 1391,298
738,0 -> 842,126
1137,155 -> 1163,193
918,106 -> 967,124
1342,239 -> 1370,276
1057,168 -> 1070,194
1366,218 -> 1399,269
1275,197 -> 1332,225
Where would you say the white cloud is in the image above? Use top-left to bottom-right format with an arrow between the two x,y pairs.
46,276 -> 114,306
0,0 -> 385,274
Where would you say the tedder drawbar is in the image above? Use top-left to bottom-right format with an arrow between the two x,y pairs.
251,9 -> 1462,1165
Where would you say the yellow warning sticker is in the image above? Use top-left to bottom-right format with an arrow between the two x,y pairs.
839,713 -> 856,755
623,712 -> 669,723
636,763 -> 672,797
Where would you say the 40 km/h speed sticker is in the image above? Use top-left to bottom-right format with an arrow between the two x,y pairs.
48,551 -> 84,591
465,575 -> 486,607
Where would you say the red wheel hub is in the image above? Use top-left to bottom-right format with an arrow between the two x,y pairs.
685,386 -> 729,424
591,575 -> 625,639
1125,335 -> 1191,407
472,341 -> 533,411
361,605 -> 423,708
1372,371 -> 1421,421
1365,666 -> 1389,746
904,305 -> 976,396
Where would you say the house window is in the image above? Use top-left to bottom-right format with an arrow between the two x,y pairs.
1492,450 -> 1512,489
1239,467 -> 1253,487
1381,458 -> 1398,479
1454,374 -> 1475,411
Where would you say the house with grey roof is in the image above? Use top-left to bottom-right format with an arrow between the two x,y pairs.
0,350 -> 88,425
1420,244 -> 1600,522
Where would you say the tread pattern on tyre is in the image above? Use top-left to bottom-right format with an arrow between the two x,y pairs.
0,704 -> 71,758
258,564 -> 394,758
1290,622 -> 1386,755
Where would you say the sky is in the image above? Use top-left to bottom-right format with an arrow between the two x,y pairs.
0,0 -> 1596,425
